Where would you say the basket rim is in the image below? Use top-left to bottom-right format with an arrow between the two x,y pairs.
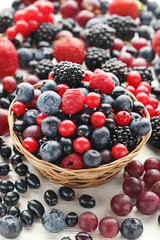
8,82 -> 152,175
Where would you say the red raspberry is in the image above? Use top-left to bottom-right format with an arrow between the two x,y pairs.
60,153 -> 84,170
53,37 -> 86,64
0,38 -> 18,78
61,89 -> 85,115
108,0 -> 140,19
152,29 -> 160,56
89,69 -> 115,94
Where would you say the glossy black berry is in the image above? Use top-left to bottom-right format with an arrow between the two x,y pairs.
132,101 -> 145,115
0,203 -> 7,217
11,154 -> 23,167
105,118 -> 116,131
65,212 -> 78,227
25,173 -> 40,189
79,194 -> 96,208
15,179 -> 28,193
13,146 -> 23,156
15,163 -> 28,176
0,145 -> 12,159
0,180 -> 14,194
13,120 -> 26,133
75,232 -> 93,240
8,206 -> 20,218
98,103 -> 112,116
0,196 -> 2,203
59,137 -> 72,154
0,98 -> 10,109
0,162 -> 10,176
76,125 -> 91,138
59,186 -> 75,201
44,190 -> 58,206
20,210 -> 34,226
27,200 -> 45,219
3,191 -> 20,206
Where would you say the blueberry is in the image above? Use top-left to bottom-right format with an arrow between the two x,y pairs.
101,94 -> 114,107
8,206 -> 20,218
44,190 -> 58,206
59,186 -> 75,201
41,116 -> 61,137
15,163 -> 28,176
0,203 -> 7,217
59,137 -> 72,154
111,86 -> 127,99
0,180 -> 14,194
147,1 -> 158,13
15,179 -> 28,193
132,101 -> 145,114
41,80 -> 57,93
79,194 -> 96,208
40,140 -> 62,162
137,25 -> 152,40
27,200 -> 45,219
114,95 -> 133,112
0,162 -> 10,176
17,47 -> 34,67
25,173 -> 41,189
139,46 -> 155,63
155,7 -> 160,19
23,109 -> 39,126
22,42 -> 31,48
106,73 -> 120,86
3,192 -> 20,206
140,11 -> 153,25
153,20 -> 160,32
11,154 -> 23,167
16,82 -> 34,103
97,103 -> 112,116
130,112 -> 141,122
85,17 -> 106,29
154,62 -> 160,77
76,125 -> 91,138
37,90 -> 61,115
99,0 -> 109,14
92,126 -> 110,149
83,149 -> 102,168
77,87 -> 89,96
130,118 -> 151,136
105,117 -> 116,131
120,218 -> 143,239
42,209 -> 65,233
20,210 -> 34,226
0,215 -> 23,239
65,212 -> 78,227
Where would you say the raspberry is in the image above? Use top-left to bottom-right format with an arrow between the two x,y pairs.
61,89 -> 85,115
53,37 -> 85,64
89,69 -> 115,94
109,0 -> 140,20
60,153 -> 84,170
0,37 -> 18,78
152,29 -> 160,56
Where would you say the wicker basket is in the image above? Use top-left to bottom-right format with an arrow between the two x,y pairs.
8,83 -> 152,188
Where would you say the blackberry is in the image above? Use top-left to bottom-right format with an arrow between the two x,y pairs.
108,15 -> 137,41
85,47 -> 110,71
133,66 -> 153,84
148,116 -> 160,149
0,10 -> 14,33
108,126 -> 139,152
35,59 -> 54,79
85,24 -> 115,49
102,58 -> 128,83
34,23 -> 57,43
51,61 -> 84,88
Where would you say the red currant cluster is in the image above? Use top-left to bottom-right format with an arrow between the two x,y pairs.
6,1 -> 54,40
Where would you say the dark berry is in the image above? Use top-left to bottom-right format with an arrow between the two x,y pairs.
0,145 -> 12,159
44,190 -> 58,206
65,212 -> 78,227
79,194 -> 96,208
25,173 -> 40,189
15,163 -> 28,176
59,186 -> 75,201
8,206 -> 20,218
15,179 -> 28,193
120,218 -> 143,240
20,210 -> 34,226
3,192 -> 20,206
0,203 -> 7,217
0,180 -> 14,194
27,200 -> 45,219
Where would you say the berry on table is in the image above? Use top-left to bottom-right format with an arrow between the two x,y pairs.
99,216 -> 120,238
124,160 -> 144,178
65,212 -> 78,227
78,212 -> 98,232
144,157 -> 160,171
0,163 -> 10,176
0,180 -> 14,194
25,172 -> 40,189
44,190 -> 58,206
110,193 -> 133,216
3,192 -> 20,206
0,203 -> 7,217
75,232 -> 93,240
120,218 -> 143,240
7,206 -> 20,218
0,215 -> 22,239
22,137 -> 37,153
79,194 -> 96,208
27,199 -> 45,219
122,176 -> 143,198
20,210 -> 34,227
111,143 -> 129,159
59,186 -> 75,201
143,169 -> 160,187
136,192 -> 159,215
15,179 -> 28,193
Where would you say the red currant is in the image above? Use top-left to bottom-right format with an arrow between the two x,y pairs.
16,20 -> 30,37
131,38 -> 148,51
12,101 -> 26,115
78,212 -> 98,232
136,92 -> 149,106
111,144 -> 128,159
112,38 -> 124,51
125,85 -> 135,95
76,10 -> 95,28
60,0 -> 79,19
57,84 -> 70,97
73,137 -> 91,154
48,71 -> 54,80
135,85 -> 149,95
24,5 -> 39,21
127,71 -> 142,87
139,82 -> 151,93
36,113 -> 50,126
2,76 -> 17,93
58,120 -> 76,137
5,26 -> 17,40
91,111 -> 106,127
14,10 -> 25,22
130,57 -> 149,68
145,104 -> 155,118
99,217 -> 120,238
39,1 -> 54,15
85,92 -> 100,108
148,97 -> 159,110
82,70 -> 93,82
154,109 -> 160,116
118,52 -> 134,67
22,137 -> 37,153
28,20 -> 38,32
116,110 -> 131,126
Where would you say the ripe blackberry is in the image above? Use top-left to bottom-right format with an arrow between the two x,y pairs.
102,58 -> 128,83
108,15 -> 137,41
108,126 -> 139,152
51,61 -> 84,88
85,24 -> 115,49
0,10 -> 14,33
149,116 -> 160,149
35,59 -> 54,79
34,23 -> 57,43
133,66 -> 153,84
85,47 -> 110,71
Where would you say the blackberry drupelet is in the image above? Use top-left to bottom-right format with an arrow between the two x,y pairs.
107,15 -> 137,41
108,126 -> 139,152
85,24 -> 115,49
102,58 -> 128,83
133,66 -> 153,84
35,59 -> 54,79
0,10 -> 14,33
149,116 -> 160,149
51,61 -> 84,88
34,23 -> 57,43
85,47 -> 110,71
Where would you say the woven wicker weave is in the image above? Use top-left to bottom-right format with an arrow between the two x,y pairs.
8,83 -> 152,188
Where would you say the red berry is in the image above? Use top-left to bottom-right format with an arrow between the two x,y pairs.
154,109 -> 160,116
110,194 -> 133,216
58,120 -> 75,137
136,192 -> 159,215
36,113 -> 50,125
22,137 -> 37,153
122,176 -> 142,198
28,20 -> 38,32
16,20 -> 30,37
2,76 -> 17,93
22,125 -> 44,141
85,92 -> 100,108
39,1 -> 54,15
48,71 -> 54,80
82,70 -> 93,82
43,13 -> 54,23
23,75 -> 40,85
61,89 -> 85,115
26,89 -> 41,109
81,0 -> 101,13
14,10 -> 25,22
112,38 -> 124,51
99,217 -> 120,238
60,153 -> 84,170
145,104 -> 155,118
37,12 -> 44,24
76,10 -> 95,28
135,85 -> 149,95
22,0 -> 37,5
91,111 -> 106,127
5,26 -> 17,40
12,101 -> 26,115
144,157 -> 160,171
139,81 -> 151,93
53,37 -> 85,64
78,212 -> 98,232
130,57 -> 149,68
118,52 -> 134,67
148,97 -> 159,110
151,180 -> 160,198
73,137 -> 91,154
152,29 -> 160,56
136,92 -> 149,106
132,38 -> 148,51
127,71 -> 142,87
125,86 -> 135,95
124,160 -> 144,178
143,169 -> 160,188
115,111 -> 131,126
60,0 -> 79,19
55,30 -> 74,40
57,84 -> 70,97
111,144 -> 128,159
89,69 -> 115,94
0,109 -> 9,136
24,5 -> 39,21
